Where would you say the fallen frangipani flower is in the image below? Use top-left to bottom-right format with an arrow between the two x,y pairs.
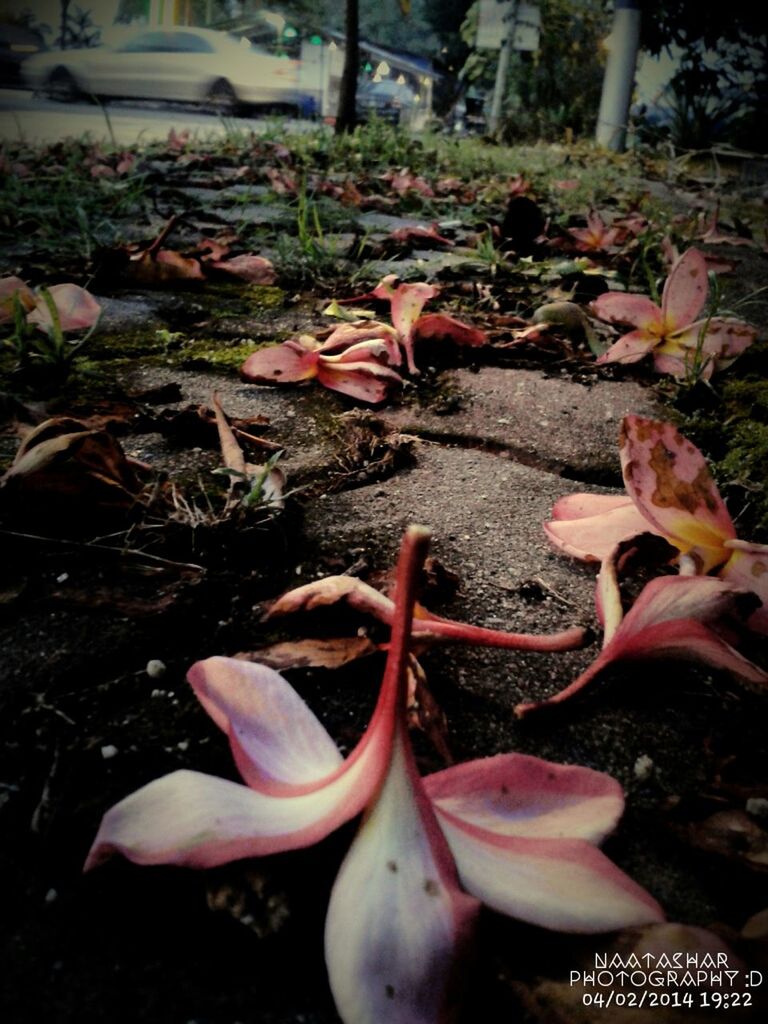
592,247 -> 756,379
525,416 -> 768,716
0,277 -> 101,334
387,224 -> 455,249
348,274 -> 486,374
265,571 -> 587,653
696,203 -> 758,249
261,569 -> 587,755
240,332 -> 403,403
567,209 -> 621,252
546,415 -> 768,634
243,276 -> 485,396
85,526 -> 663,1024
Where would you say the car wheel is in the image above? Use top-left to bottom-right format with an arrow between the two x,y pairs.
206,78 -> 239,115
45,67 -> 79,103
268,102 -> 300,118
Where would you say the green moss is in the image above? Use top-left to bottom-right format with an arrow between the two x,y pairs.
673,345 -> 768,538
244,285 -> 286,310
172,339 -> 260,372
722,377 -> 768,422
720,419 -> 768,532
86,331 -> 173,360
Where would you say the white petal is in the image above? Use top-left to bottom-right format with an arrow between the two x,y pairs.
325,730 -> 478,1024
437,815 -> 664,933
424,754 -> 625,844
188,657 -> 343,792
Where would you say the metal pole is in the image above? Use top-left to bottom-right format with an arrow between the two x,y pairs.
488,1 -> 517,135
595,0 -> 642,151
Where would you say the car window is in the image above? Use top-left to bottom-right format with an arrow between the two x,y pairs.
168,32 -> 214,54
116,32 -> 172,53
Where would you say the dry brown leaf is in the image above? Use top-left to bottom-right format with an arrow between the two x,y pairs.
676,810 -> 768,871
237,636 -> 378,671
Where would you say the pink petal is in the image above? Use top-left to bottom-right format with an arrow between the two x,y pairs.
390,282 -> 440,374
620,416 -> 735,571
434,816 -> 663,932
617,574 -> 749,632
187,657 -> 343,794
28,283 -> 101,333
84,758 -> 393,870
325,726 -> 479,1024
666,317 -> 756,369
616,617 -> 768,682
596,328 -> 658,365
323,338 -> 396,365
388,225 -> 454,248
316,365 -> 396,403
423,754 -> 625,843
550,493 -> 635,522
650,350 -> 689,379
722,539 -> 768,634
372,274 -> 399,300
0,276 -> 35,323
321,321 -> 399,362
316,349 -> 403,402
267,575 -> 396,621
515,576 -> 768,716
412,313 -> 487,348
85,673 -> 377,875
210,254 -> 276,284
591,292 -> 662,331
240,340 -> 319,383
544,498 -> 656,562
661,247 -> 707,330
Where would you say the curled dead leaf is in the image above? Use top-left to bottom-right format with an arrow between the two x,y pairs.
0,417 -> 145,530
237,636 -> 378,671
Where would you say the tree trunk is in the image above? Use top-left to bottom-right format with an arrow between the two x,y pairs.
335,0 -> 360,134
59,0 -> 71,48
595,0 -> 642,151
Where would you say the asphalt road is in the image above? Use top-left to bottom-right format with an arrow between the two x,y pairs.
0,87 -> 313,147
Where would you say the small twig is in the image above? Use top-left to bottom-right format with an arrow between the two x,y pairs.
143,214 -> 180,258
36,699 -> 76,727
31,746 -> 59,834
0,529 -> 205,573
232,427 -> 284,452
491,575 -> 577,608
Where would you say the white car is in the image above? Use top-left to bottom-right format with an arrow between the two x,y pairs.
22,26 -> 314,115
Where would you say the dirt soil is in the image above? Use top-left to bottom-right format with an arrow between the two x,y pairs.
2,132 -> 768,1024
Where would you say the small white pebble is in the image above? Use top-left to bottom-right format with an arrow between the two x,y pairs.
45,888 -> 58,903
150,688 -> 165,698
746,797 -> 768,818
56,573 -> 69,584
177,740 -> 190,752
101,744 -> 118,760
295,564 -> 303,574
634,754 -> 654,780
146,659 -> 167,679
